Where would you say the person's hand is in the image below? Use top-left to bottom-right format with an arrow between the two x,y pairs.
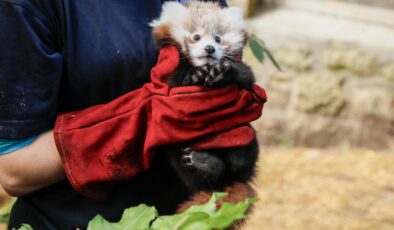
53,45 -> 266,199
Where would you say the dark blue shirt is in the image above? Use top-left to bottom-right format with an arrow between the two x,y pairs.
0,0 -> 163,139
0,0 -> 226,229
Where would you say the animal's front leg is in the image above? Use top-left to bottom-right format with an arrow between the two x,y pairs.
168,148 -> 226,191
205,60 -> 256,89
180,65 -> 212,86
221,138 -> 259,183
203,59 -> 232,87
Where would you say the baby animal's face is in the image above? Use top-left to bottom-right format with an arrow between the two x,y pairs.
151,2 -> 250,67
186,31 -> 224,66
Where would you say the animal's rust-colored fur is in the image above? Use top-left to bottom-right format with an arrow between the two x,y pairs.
152,25 -> 178,48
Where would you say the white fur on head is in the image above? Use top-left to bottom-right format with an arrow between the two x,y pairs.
149,2 -> 188,28
151,2 -> 251,67
150,2 -> 190,48
188,35 -> 224,66
220,7 -> 251,38
221,7 -> 244,22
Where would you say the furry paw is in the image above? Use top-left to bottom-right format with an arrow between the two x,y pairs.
189,64 -> 212,85
204,60 -> 232,87
222,139 -> 259,182
189,68 -> 205,85
180,148 -> 223,170
179,148 -> 226,189
188,60 -> 232,87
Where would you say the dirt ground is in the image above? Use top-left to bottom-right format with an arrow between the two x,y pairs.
1,148 -> 394,230
246,148 -> 394,230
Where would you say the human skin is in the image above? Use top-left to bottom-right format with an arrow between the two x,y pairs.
0,131 -> 65,196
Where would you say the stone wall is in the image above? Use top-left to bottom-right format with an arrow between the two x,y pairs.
249,42 -> 393,150
229,0 -> 394,150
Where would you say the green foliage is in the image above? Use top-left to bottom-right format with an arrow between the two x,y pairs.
2,200 -> 33,230
275,133 -> 295,148
249,34 -> 282,71
249,35 -> 265,63
88,193 -> 256,230
0,198 -> 15,224
88,204 -> 157,230
16,224 -> 34,230
4,193 -> 255,230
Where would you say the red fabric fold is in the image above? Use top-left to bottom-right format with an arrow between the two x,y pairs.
54,45 -> 267,199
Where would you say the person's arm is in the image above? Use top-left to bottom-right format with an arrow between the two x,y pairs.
0,2 -> 64,196
0,131 -> 65,196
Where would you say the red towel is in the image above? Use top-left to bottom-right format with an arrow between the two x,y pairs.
54,45 -> 267,199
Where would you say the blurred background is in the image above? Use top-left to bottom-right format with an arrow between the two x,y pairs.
1,0 -> 393,229
229,0 -> 394,229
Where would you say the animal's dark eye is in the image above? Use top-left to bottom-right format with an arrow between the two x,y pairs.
215,36 -> 221,43
193,34 -> 201,41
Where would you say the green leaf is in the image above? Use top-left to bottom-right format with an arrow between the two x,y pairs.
151,212 -> 208,230
0,198 -> 15,224
151,193 -> 227,230
249,34 -> 282,71
16,224 -> 33,230
181,221 -> 210,230
183,192 -> 227,216
249,35 -> 265,63
87,204 -> 157,230
150,213 -> 186,230
86,193 -> 256,230
178,213 -> 210,230
264,45 -> 282,71
206,198 -> 257,229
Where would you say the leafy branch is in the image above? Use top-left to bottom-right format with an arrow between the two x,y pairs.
12,193 -> 256,230
249,34 -> 282,71
88,193 -> 256,230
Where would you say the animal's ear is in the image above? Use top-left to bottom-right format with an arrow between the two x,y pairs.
150,2 -> 189,47
150,2 -> 188,28
151,23 -> 190,48
220,6 -> 250,45
151,24 -> 176,47
221,6 -> 245,22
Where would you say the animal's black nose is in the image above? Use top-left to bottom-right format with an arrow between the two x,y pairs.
205,45 -> 215,54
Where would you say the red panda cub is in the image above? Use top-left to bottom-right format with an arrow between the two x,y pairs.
150,2 -> 259,226
150,1 -> 255,89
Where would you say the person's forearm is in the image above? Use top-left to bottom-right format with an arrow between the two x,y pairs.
0,130 -> 65,196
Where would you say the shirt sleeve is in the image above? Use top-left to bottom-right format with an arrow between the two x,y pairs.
0,0 -> 63,139
176,0 -> 227,6
0,135 -> 39,155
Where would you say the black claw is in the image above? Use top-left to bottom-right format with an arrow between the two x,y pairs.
195,70 -> 203,78
191,74 -> 199,83
214,63 -> 222,72
181,148 -> 194,166
181,155 -> 193,166
191,70 -> 205,84
209,69 -> 215,78
201,65 -> 210,73
181,147 -> 192,153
